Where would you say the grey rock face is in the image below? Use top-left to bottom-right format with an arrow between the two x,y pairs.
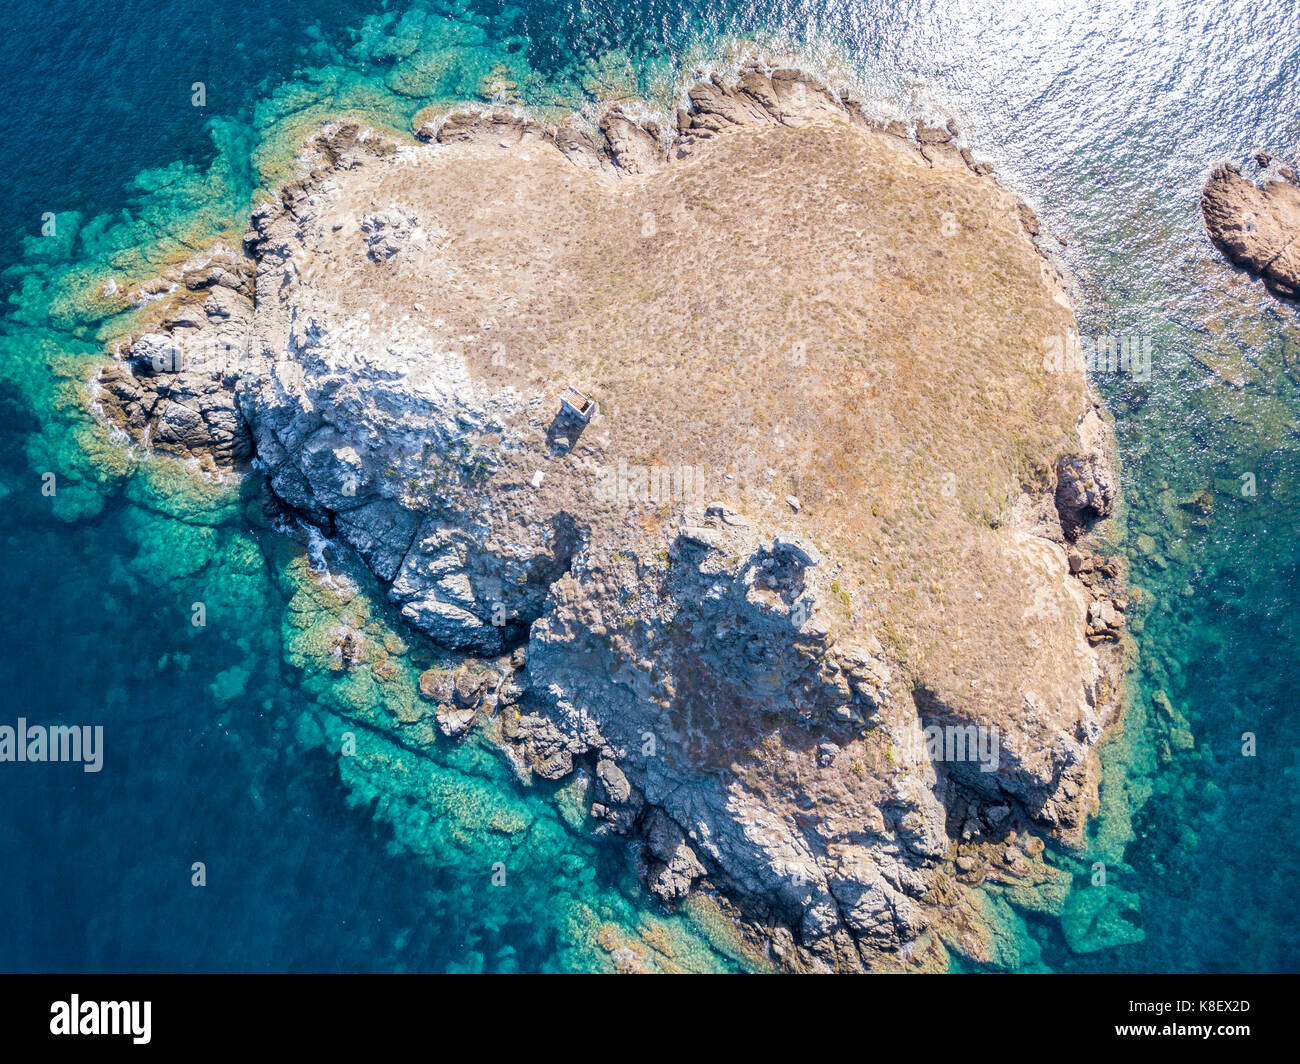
359,209 -> 420,263
641,808 -> 707,901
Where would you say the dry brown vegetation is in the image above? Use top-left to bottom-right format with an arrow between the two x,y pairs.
295,111 -> 1098,729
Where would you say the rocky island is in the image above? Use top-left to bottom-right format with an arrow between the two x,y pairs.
93,62 -> 1126,972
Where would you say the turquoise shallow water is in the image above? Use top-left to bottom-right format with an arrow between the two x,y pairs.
0,0 -> 1296,972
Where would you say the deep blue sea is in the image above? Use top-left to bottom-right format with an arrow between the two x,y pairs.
0,0 -> 1296,972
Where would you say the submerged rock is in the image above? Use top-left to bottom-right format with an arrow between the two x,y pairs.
92,62 -> 1126,972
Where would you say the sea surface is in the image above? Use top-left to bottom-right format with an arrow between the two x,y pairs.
0,0 -> 1296,972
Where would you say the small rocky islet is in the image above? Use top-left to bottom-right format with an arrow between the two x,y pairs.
1201,150 -> 1300,301
91,62 -> 1129,972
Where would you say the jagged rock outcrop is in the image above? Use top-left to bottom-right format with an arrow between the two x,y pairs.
94,246 -> 255,473
92,61 -> 1126,972
1054,406 -> 1119,540
1202,158 -> 1300,300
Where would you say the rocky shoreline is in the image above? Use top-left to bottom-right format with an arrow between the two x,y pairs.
92,61 -> 1128,972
